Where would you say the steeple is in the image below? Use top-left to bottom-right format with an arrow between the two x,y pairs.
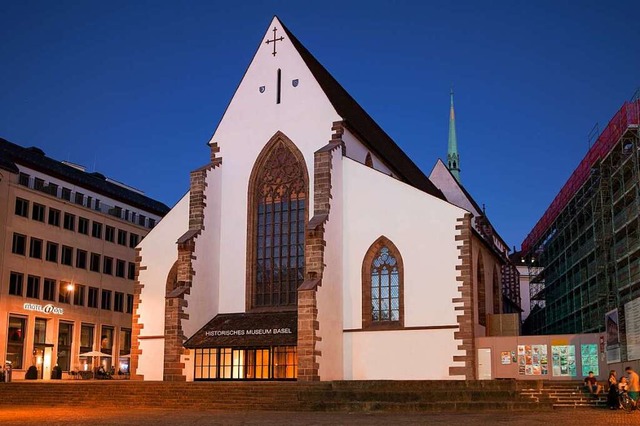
447,87 -> 461,182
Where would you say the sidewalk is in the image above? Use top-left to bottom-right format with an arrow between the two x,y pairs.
0,406 -> 636,425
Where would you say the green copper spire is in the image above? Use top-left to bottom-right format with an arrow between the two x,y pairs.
447,87 -> 461,182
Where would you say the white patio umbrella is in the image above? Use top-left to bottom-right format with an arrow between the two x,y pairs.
77,351 -> 112,376
79,351 -> 112,357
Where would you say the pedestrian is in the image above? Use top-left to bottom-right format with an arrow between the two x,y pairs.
607,370 -> 618,410
626,366 -> 640,403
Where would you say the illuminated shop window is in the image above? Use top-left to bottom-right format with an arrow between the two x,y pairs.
57,322 -> 73,371
7,316 -> 26,369
193,346 -> 297,381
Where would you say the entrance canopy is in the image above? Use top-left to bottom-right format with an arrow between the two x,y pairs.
184,311 -> 297,348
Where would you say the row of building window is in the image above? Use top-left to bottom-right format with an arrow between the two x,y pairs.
7,315 -> 131,371
11,232 -> 136,279
8,271 -> 133,313
17,172 -> 156,229
15,197 -> 141,247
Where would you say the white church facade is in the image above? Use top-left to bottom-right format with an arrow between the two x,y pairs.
132,17 -> 502,382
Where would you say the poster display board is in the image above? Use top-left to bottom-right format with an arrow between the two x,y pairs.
580,344 -> 599,376
552,345 -> 576,376
517,344 -> 548,375
606,309 -> 621,363
625,298 -> 640,361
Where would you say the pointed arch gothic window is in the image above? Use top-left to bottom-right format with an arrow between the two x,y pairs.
362,236 -> 404,329
247,132 -> 308,310
477,252 -> 486,326
365,152 -> 373,168
492,266 -> 501,314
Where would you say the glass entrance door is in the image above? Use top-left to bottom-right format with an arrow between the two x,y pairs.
245,348 -> 270,379
32,346 -> 53,379
34,347 -> 45,379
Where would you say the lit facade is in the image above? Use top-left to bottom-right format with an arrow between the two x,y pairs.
0,139 -> 169,379
133,17 -> 511,382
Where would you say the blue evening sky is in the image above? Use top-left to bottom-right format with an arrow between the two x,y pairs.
1,1 -> 638,250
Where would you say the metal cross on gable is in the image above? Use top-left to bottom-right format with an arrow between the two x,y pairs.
265,26 -> 285,56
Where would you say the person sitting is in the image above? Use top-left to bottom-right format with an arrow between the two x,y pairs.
584,371 -> 603,396
619,377 -> 630,409
619,377 -> 629,392
97,365 -> 107,379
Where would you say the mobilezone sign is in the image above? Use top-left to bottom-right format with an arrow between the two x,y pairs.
23,303 -> 64,315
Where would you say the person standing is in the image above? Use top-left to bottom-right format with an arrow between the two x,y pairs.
626,366 -> 640,403
607,370 -> 618,410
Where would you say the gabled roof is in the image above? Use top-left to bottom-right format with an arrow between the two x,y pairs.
0,138 -> 171,216
279,20 -> 444,200
431,159 -> 483,215
430,158 -> 508,250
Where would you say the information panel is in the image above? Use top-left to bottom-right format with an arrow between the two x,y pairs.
517,344 -> 548,376
580,344 -> 599,376
552,345 -> 576,377
606,309 -> 621,363
625,298 -> 640,361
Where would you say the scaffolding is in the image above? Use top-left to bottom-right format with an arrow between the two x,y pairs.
523,97 -> 640,338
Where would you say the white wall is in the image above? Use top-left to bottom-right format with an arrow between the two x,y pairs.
136,192 -> 189,377
341,128 -> 394,176
137,339 -> 164,380
205,16 -> 342,315
517,265 -> 532,321
184,167 -> 222,339
345,329 -> 460,379
316,148 -> 344,380
342,158 -> 466,379
429,160 -> 480,217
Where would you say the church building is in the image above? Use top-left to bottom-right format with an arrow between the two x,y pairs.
132,17 -> 505,382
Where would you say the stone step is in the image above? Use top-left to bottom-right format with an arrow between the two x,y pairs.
305,401 -> 549,412
300,390 -> 520,403
0,380 -> 546,412
517,381 -> 607,410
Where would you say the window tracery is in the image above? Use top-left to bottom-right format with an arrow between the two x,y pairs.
362,236 -> 404,329
248,135 -> 308,309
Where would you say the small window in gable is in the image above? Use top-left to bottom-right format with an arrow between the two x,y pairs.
365,152 -> 373,168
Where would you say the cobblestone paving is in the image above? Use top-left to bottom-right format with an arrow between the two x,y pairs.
0,407 -> 639,425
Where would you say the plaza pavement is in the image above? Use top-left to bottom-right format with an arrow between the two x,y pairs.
0,406 -> 638,425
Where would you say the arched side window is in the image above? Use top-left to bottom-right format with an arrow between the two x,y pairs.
246,132 -> 308,310
365,152 -> 373,168
477,252 -> 486,326
492,266 -> 501,314
362,236 -> 404,329
165,261 -> 179,296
